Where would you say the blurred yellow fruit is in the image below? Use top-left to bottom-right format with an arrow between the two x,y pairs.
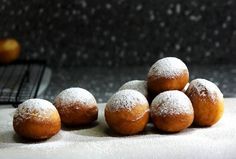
0,38 -> 21,64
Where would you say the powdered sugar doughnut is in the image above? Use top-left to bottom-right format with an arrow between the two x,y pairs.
119,80 -> 148,98
186,79 -> 224,126
13,99 -> 61,140
54,87 -> 98,126
150,90 -> 194,132
147,57 -> 189,94
105,89 -> 149,135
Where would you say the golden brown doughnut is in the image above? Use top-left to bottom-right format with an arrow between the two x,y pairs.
54,87 -> 98,126
150,90 -> 194,133
105,89 -> 149,135
147,57 -> 189,94
13,99 -> 61,140
119,80 -> 153,104
119,80 -> 155,123
186,79 -> 224,126
119,80 -> 148,99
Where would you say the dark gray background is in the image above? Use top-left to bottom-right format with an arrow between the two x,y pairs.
0,0 -> 236,67
0,0 -> 235,102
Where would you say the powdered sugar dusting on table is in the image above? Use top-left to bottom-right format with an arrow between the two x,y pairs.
148,57 -> 188,78
188,79 -> 223,102
151,90 -> 193,117
54,88 -> 97,106
1,99 -> 236,159
14,99 -> 57,125
119,80 -> 148,97
106,89 -> 148,111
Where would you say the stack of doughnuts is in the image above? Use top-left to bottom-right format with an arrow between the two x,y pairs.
113,57 -> 224,134
12,56 -> 224,139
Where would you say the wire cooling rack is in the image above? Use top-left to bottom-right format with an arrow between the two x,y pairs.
0,60 -> 46,107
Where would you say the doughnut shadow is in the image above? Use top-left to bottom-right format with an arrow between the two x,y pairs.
0,131 -> 37,149
61,121 -> 99,131
13,134 -> 49,143
0,130 -> 62,145
0,130 -> 25,144
145,125 -> 172,135
12,134 -> 62,144
61,121 -> 109,137
188,124 -> 212,129
104,126 -> 153,137
146,124 -> 196,135
104,128 -> 124,137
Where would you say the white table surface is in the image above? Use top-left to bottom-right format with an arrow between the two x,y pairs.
0,98 -> 236,159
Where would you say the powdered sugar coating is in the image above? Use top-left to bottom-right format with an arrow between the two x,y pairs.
148,57 -> 188,78
106,89 -> 148,112
119,80 -> 148,97
54,88 -> 97,107
187,79 -> 224,102
151,90 -> 193,117
14,99 -> 57,125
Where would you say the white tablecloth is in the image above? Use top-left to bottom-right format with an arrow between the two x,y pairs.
1,98 -> 236,159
